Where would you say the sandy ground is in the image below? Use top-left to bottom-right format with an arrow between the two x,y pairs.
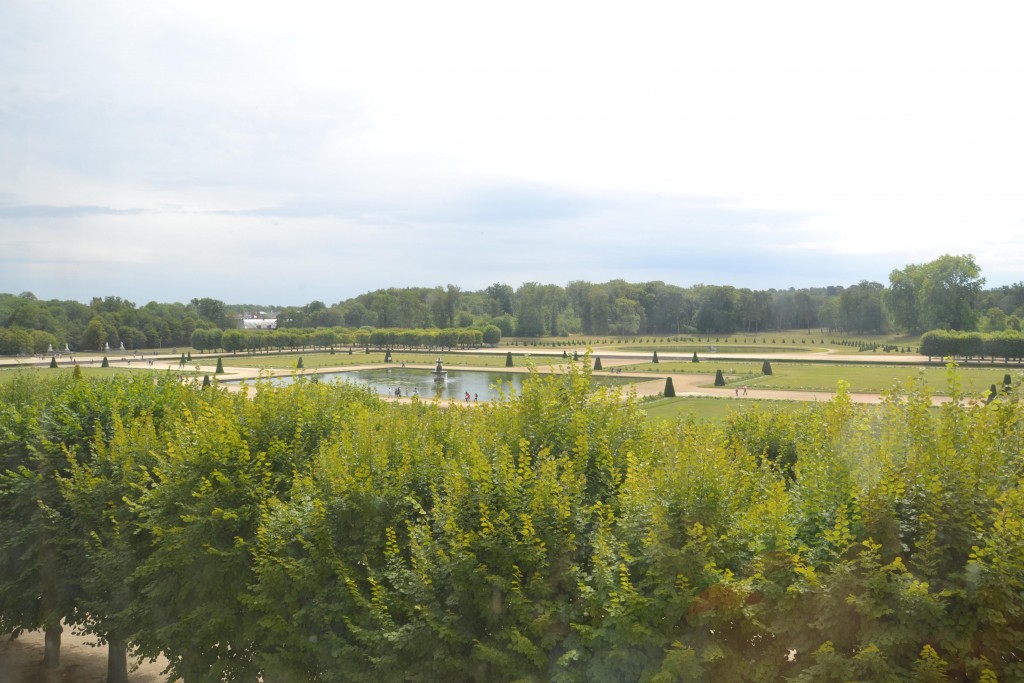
0,628 -> 168,683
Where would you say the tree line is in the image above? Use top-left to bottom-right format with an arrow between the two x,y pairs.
2,365 -> 1023,681
4,254 -> 1024,355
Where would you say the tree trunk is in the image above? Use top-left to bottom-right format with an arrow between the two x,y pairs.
107,641 -> 129,683
43,621 -> 62,669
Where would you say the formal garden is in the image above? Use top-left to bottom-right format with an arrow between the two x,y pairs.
2,355 -> 1023,681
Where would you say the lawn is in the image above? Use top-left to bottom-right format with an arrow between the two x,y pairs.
640,396 -> 808,423
0,366 -> 186,384
622,361 -> 1015,396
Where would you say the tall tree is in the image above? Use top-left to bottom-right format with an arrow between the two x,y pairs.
886,255 -> 984,332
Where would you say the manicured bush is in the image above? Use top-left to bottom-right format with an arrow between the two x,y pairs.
215,357 -> 224,374
101,356 -> 109,368
594,357 -> 603,370
49,356 -> 57,369
652,351 -> 659,364
762,360 -> 773,375
383,351 -> 391,363
297,357 -> 304,369
692,352 -> 699,363
1004,373 -> 1012,394
505,351 -> 513,367
714,369 -> 725,386
202,375 -> 211,389
663,376 -> 675,397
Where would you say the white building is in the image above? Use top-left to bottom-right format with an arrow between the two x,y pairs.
242,318 -> 277,330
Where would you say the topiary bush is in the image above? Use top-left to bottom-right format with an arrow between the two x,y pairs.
49,356 -> 57,369
506,351 -> 513,367
663,376 -> 675,397
762,360 -> 773,376
692,352 -> 699,363
215,357 -> 224,374
714,369 -> 725,386
652,351 -> 659,364
594,357 -> 603,371
297,357 -> 304,369
101,356 -> 109,368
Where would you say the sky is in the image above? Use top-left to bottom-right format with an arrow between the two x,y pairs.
2,0 -> 1023,306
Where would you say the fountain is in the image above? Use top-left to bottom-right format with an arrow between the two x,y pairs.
432,358 -> 447,383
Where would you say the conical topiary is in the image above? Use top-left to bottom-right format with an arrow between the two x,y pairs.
762,360 -> 773,376
384,350 -> 391,363
652,351 -> 659,364
714,369 -> 725,386
180,353 -> 186,366
202,374 -> 211,389
664,376 -> 676,397
49,356 -> 58,368
215,357 -> 224,374
692,352 -> 699,363
72,364 -> 83,380
988,383 -> 998,404
187,352 -> 192,361
594,357 -> 603,371
1004,373 -> 1012,394
506,351 -> 513,367
297,356 -> 304,369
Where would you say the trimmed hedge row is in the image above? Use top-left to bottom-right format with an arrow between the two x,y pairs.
920,329 -> 1024,362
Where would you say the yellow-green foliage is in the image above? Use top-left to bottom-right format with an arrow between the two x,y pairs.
2,365 -> 1024,681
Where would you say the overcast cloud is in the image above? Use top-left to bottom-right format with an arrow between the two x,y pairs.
2,0 -> 1022,305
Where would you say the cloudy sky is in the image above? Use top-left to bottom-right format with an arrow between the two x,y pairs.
2,1 -> 1022,306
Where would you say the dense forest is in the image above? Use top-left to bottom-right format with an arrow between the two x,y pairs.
3,254 -> 1024,355
1,365 -> 1022,681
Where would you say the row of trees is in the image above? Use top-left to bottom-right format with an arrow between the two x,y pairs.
2,364 -> 1023,680
286,255 -> 1011,337
4,255 -> 1023,354
920,329 -> 1024,362
0,294 -> 240,355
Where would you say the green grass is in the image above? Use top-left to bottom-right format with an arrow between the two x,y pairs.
620,361 -> 766,375
641,396 -> 807,423
747,363 -> 1005,395
518,330 -> 922,353
621,361 -> 1017,396
606,344 -> 831,354
0,366 -> 191,384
